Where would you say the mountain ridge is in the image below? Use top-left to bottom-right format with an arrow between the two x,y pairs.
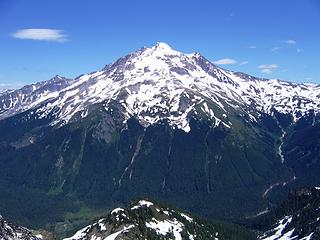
0,42 -> 319,132
63,199 -> 256,240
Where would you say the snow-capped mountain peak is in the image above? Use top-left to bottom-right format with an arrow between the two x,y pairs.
0,42 -> 319,132
153,41 -> 177,52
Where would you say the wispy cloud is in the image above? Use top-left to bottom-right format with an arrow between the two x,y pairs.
239,61 -> 248,66
271,39 -> 301,53
213,58 -> 237,65
248,45 -> 256,49
258,64 -> 278,74
11,28 -> 68,43
296,48 -> 303,53
271,46 -> 281,52
284,39 -> 296,45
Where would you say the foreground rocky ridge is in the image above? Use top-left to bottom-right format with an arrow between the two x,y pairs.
254,187 -> 320,240
63,199 -> 255,240
0,216 -> 42,240
4,190 -> 320,240
0,199 -> 256,240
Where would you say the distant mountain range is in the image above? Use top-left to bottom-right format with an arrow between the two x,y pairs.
0,42 -> 319,237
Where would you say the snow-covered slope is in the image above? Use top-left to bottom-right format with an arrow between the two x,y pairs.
0,75 -> 72,119
0,89 -> 10,95
0,215 -> 42,240
63,199 -> 221,240
259,187 -> 320,240
0,42 -> 319,132
260,216 -> 314,240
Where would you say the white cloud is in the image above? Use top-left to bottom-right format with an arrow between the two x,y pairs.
271,46 -> 281,52
258,64 -> 278,74
11,28 -> 68,42
258,64 -> 278,69
239,61 -> 248,66
213,58 -> 237,65
248,45 -> 257,49
285,39 -> 296,45
260,69 -> 273,74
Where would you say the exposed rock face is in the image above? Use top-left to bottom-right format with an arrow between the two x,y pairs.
0,216 -> 42,240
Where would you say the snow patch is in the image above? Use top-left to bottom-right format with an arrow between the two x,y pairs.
260,216 -> 293,240
104,225 -> 134,240
146,218 -> 184,240
131,200 -> 154,210
180,213 -> 193,222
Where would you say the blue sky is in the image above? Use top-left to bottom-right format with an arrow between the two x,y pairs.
0,0 -> 320,89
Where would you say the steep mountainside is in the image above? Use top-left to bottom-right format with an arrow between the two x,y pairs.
0,42 -> 319,234
64,199 -> 256,240
254,187 -> 320,240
